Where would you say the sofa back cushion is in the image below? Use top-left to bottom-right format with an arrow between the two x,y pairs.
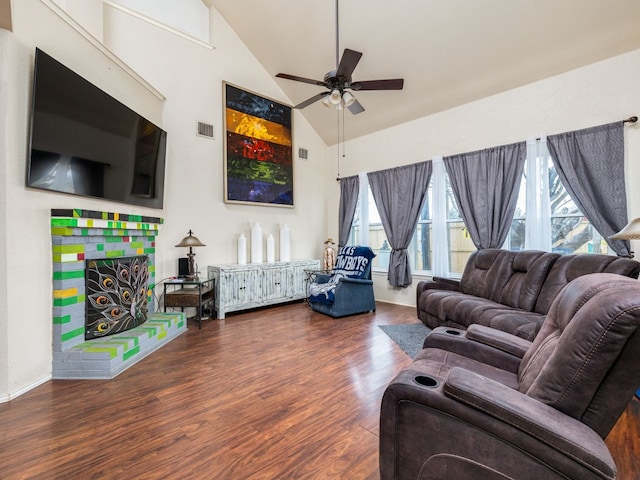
460,249 -> 558,311
534,254 -> 640,314
460,249 -> 511,299
518,273 -> 640,437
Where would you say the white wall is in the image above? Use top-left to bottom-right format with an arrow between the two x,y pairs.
51,0 -> 104,40
0,29 -> 11,399
109,0 -> 210,43
102,3 -> 328,281
327,49 -> 640,307
0,0 -> 327,401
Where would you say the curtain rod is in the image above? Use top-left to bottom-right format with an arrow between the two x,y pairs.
337,116 -> 638,181
534,116 -> 637,141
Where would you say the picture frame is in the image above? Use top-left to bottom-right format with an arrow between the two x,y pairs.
223,82 -> 294,207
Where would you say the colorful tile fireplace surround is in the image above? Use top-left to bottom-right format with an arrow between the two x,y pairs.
51,209 -> 186,379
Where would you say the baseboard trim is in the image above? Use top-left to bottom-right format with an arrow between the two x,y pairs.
0,374 -> 52,403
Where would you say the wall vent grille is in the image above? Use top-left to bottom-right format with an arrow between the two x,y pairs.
197,122 -> 214,139
298,147 -> 309,160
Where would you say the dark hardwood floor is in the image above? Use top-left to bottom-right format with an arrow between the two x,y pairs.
0,302 -> 638,479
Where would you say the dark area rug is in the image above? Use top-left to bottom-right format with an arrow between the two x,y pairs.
379,323 -> 431,359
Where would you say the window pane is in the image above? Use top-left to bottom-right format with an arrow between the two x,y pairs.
509,218 -> 526,251
368,190 -> 381,224
506,172 -> 526,250
548,163 -> 608,255
551,217 -> 609,255
413,222 -> 433,271
413,183 -> 433,271
448,221 -> 474,274
549,166 -> 580,216
348,198 -> 361,246
369,223 -> 388,268
365,190 -> 388,268
446,177 -> 460,220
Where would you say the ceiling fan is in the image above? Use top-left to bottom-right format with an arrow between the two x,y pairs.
275,1 -> 404,115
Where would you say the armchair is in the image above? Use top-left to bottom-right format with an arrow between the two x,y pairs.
308,246 -> 376,318
380,273 -> 640,479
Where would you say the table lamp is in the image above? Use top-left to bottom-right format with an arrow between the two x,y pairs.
175,229 -> 206,279
610,218 -> 640,241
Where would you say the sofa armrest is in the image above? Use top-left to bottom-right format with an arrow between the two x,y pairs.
313,273 -> 332,284
338,277 -> 373,286
465,324 -> 531,358
432,276 -> 462,287
423,326 -> 524,373
443,367 -> 615,478
416,278 -> 461,307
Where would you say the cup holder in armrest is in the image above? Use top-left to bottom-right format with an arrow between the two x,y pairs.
444,329 -> 462,336
414,375 -> 439,388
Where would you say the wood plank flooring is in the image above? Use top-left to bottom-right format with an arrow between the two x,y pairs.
0,302 -> 637,479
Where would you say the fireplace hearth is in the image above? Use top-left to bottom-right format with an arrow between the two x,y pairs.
51,209 -> 186,379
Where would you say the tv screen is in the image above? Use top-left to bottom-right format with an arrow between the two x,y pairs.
27,48 -> 167,209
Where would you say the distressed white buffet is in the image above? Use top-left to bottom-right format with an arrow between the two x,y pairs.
207,260 -> 320,319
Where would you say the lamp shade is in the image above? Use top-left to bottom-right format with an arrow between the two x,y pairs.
342,91 -> 355,107
175,229 -> 206,248
610,218 -> 640,240
329,89 -> 342,105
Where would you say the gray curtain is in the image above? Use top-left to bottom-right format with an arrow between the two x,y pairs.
368,161 -> 432,287
338,175 -> 359,247
547,122 -> 630,257
444,142 -> 526,249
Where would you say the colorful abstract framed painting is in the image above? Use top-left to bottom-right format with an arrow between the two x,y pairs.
223,82 -> 294,207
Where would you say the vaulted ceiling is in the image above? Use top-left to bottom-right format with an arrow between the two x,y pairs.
207,0 -> 640,145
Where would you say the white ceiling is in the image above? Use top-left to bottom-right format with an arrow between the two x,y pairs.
211,1 -> 640,145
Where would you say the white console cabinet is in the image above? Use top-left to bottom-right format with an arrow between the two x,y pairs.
207,260 -> 320,319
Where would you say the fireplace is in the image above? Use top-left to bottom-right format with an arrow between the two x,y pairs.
51,208 -> 187,379
85,255 -> 149,339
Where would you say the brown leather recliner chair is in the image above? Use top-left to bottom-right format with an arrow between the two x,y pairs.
380,273 -> 640,480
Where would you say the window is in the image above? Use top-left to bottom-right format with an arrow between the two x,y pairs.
349,142 -> 609,278
507,139 -> 609,255
349,188 -> 390,269
548,163 -> 609,254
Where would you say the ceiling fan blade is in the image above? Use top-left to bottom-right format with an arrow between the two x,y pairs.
351,79 -> 404,91
347,99 -> 365,115
276,73 -> 327,87
336,49 -> 363,80
295,92 -> 329,109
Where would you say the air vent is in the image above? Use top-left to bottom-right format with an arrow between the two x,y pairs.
197,121 -> 214,139
298,147 -> 309,160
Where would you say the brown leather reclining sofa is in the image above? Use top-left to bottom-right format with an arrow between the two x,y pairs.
416,248 -> 640,340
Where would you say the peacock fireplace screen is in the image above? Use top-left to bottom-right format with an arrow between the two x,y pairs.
85,255 -> 149,340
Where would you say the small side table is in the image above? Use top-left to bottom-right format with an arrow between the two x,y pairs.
164,277 -> 215,329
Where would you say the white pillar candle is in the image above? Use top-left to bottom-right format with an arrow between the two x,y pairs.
266,234 -> 275,263
237,233 -> 247,265
279,223 -> 290,262
251,222 -> 263,263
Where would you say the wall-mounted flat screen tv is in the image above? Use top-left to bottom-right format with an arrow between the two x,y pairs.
27,48 -> 167,209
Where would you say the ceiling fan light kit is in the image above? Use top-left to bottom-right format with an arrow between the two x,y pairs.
329,89 -> 342,105
341,91 -> 356,107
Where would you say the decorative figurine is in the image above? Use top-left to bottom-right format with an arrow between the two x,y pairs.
323,238 -> 337,271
